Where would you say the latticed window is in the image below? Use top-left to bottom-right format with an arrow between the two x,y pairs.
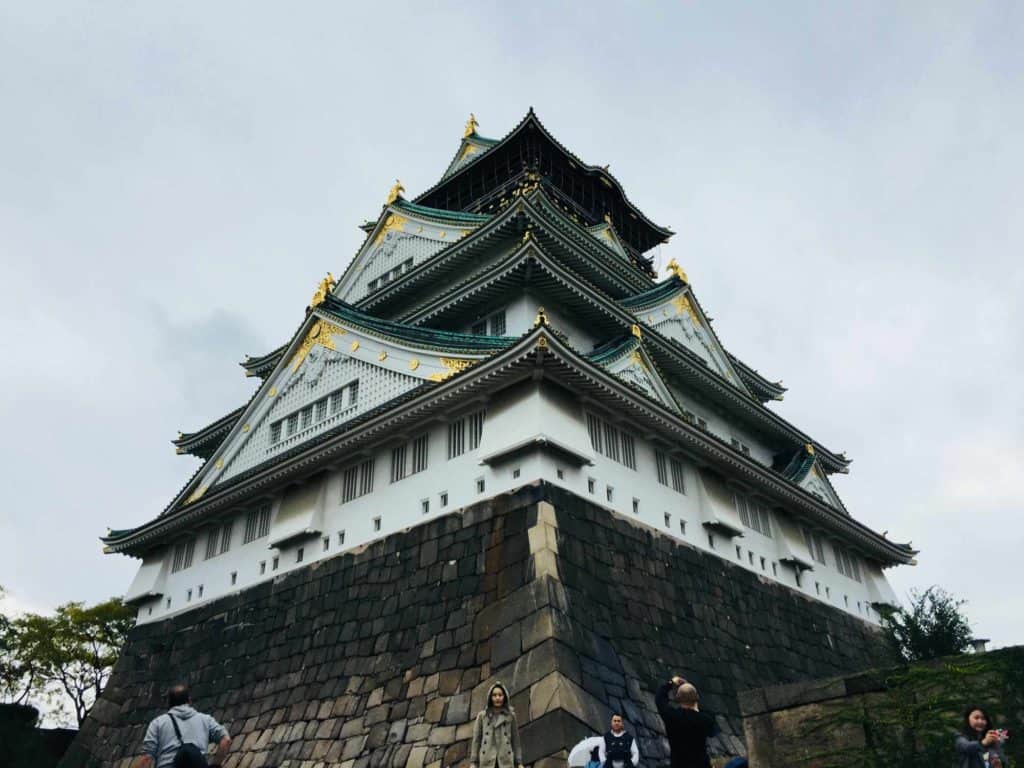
204,528 -> 219,560
670,458 -> 686,494
390,445 -> 407,483
411,434 -> 429,474
330,391 -> 345,414
603,423 -> 620,462
802,526 -> 826,564
244,504 -> 271,544
270,422 -> 282,444
655,451 -> 669,485
171,538 -> 195,573
286,413 -> 299,436
471,320 -> 487,335
315,399 -> 328,422
348,380 -> 359,406
621,433 -> 636,470
448,419 -> 466,459
586,414 -> 603,453
300,405 -> 313,429
219,522 -> 232,554
468,409 -> 486,450
490,311 -> 506,335
734,494 -> 771,537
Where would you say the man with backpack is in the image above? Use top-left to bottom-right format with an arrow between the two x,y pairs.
133,683 -> 231,768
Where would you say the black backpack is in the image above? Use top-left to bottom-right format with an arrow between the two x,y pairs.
167,712 -> 208,768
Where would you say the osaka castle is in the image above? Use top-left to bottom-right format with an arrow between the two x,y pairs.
104,110 -> 913,629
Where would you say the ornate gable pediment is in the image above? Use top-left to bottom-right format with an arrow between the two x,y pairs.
624,278 -> 749,393
334,200 -> 490,305
589,337 -> 680,414
175,309 -> 499,505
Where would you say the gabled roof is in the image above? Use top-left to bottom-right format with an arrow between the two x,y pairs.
585,334 -> 682,415
332,197 -> 495,304
104,325 -> 912,565
392,235 -> 850,472
355,187 -> 655,320
414,109 -> 672,257
441,133 -> 500,179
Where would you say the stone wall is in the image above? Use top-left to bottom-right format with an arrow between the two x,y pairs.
62,483 -> 890,768
739,645 -> 1024,767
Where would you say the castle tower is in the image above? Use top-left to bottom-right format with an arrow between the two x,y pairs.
69,112 -> 914,767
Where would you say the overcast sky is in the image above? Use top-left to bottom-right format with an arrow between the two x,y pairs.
1,3 -> 1021,648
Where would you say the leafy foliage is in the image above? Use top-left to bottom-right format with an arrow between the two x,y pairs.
880,586 -> 973,663
800,648 -> 1024,768
0,587 -> 134,725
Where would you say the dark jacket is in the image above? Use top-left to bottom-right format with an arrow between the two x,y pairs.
655,682 -> 717,768
954,733 -> 1007,768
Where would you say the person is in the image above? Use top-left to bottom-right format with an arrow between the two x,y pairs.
599,712 -> 640,768
954,705 -> 1008,768
469,682 -> 524,768
133,683 -> 231,768
655,675 -> 717,768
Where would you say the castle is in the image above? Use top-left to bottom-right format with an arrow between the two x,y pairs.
72,112 -> 915,766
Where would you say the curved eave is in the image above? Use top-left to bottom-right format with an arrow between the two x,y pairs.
392,198 -> 492,225
241,345 -> 286,379
413,110 -> 672,251
172,406 -> 245,458
397,239 -> 849,473
728,354 -> 787,401
318,295 -> 515,353
104,327 -> 912,565
355,191 -> 654,317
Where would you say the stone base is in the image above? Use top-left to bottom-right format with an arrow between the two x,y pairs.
62,483 -> 889,767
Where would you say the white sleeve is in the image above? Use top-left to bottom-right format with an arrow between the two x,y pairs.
631,737 -> 640,765
598,736 -> 606,763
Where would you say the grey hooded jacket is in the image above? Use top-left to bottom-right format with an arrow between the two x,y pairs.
469,682 -> 523,768
141,704 -> 229,768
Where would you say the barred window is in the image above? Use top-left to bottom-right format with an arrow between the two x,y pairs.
171,538 -> 195,573
802,527 -> 826,564
411,434 -> 429,474
448,419 -> 466,459
471,320 -> 487,335
468,409 -> 486,450
603,422 -> 620,462
586,414 -> 603,454
655,451 -> 669,486
219,522 -> 232,555
734,493 -> 771,537
390,445 -> 407,483
244,504 -> 271,544
621,433 -> 636,470
341,465 -> 358,503
359,458 -> 374,496
670,458 -> 686,494
204,528 -> 220,560
490,311 -> 506,335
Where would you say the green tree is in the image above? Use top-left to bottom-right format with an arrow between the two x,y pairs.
0,587 -> 36,705
3,593 -> 134,725
881,586 -> 973,663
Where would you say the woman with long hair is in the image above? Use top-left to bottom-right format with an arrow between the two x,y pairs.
468,682 -> 524,768
954,705 -> 1007,768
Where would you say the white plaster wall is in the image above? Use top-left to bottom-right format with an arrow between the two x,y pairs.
134,405 -> 891,628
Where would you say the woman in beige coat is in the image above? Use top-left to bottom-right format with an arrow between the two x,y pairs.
469,682 -> 524,768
